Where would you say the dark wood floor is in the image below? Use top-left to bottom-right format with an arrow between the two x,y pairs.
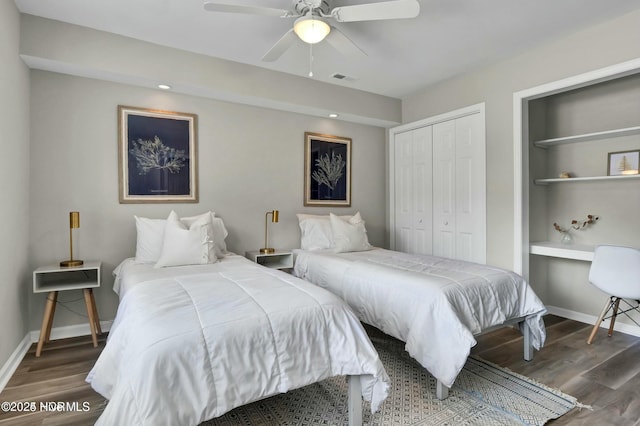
1,315 -> 639,425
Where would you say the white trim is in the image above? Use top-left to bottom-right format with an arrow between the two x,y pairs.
0,321 -> 112,393
0,334 -> 32,393
513,57 -> 640,277
28,320 -> 113,343
388,102 -> 486,250
546,305 -> 640,339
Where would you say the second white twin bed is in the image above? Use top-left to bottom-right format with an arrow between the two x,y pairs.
292,212 -> 547,398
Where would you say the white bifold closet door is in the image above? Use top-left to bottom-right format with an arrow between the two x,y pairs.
432,113 -> 486,263
392,111 -> 486,263
394,126 -> 433,254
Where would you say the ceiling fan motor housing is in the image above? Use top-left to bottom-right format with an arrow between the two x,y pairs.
294,0 -> 330,16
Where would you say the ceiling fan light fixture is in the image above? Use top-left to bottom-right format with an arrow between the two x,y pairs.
294,15 -> 330,44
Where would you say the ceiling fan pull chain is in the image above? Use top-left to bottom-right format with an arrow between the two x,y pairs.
308,43 -> 314,77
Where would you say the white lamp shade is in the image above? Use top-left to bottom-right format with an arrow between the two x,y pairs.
294,16 -> 330,44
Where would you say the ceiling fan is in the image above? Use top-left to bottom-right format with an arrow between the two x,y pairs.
203,0 -> 420,62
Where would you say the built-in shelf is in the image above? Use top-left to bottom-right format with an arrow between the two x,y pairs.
530,241 -> 594,261
533,125 -> 640,148
534,174 -> 640,185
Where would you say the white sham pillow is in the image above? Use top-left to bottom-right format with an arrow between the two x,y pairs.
134,216 -> 166,264
181,211 -> 219,260
297,213 -> 353,251
330,212 -> 372,253
155,211 -> 213,268
134,211 -> 228,263
211,216 -> 229,256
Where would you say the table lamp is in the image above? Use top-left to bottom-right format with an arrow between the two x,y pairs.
60,211 -> 83,267
260,210 -> 279,254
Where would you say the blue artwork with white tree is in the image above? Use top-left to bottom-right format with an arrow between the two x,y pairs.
309,140 -> 347,201
127,114 -> 191,196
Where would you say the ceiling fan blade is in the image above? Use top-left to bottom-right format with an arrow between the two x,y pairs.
261,29 -> 298,62
325,27 -> 367,58
203,1 -> 292,17
330,0 -> 420,23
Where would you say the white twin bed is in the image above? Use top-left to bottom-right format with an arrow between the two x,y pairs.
292,212 -> 547,398
86,212 -> 389,426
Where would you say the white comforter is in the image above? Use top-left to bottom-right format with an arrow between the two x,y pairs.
87,255 -> 389,426
293,248 -> 547,388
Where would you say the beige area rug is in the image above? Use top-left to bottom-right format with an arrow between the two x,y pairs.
202,330 -> 581,426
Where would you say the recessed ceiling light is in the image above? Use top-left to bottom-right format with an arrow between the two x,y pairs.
158,84 -> 171,90
328,113 -> 339,118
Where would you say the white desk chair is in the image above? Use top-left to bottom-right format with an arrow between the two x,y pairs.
587,245 -> 640,344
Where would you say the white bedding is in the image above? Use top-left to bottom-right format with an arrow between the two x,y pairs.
87,255 -> 389,425
293,248 -> 547,388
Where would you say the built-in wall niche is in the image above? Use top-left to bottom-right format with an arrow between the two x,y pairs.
528,72 -> 640,250
518,62 -> 640,336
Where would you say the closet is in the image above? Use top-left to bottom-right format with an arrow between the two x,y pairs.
389,104 -> 486,263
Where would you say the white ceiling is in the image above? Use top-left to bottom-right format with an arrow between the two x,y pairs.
14,0 -> 640,98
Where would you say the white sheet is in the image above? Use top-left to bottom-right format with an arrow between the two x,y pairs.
293,248 -> 547,388
87,255 -> 389,425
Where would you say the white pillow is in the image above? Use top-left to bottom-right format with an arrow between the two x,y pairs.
155,211 -> 213,268
297,213 -> 353,251
181,211 -> 219,260
211,216 -> 229,256
330,212 -> 372,253
134,211 -> 229,263
134,216 -> 166,263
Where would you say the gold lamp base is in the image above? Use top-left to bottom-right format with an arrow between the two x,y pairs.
60,259 -> 84,268
259,248 -> 276,254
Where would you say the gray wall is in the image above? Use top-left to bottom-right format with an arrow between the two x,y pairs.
402,9 -> 640,270
402,10 -> 640,322
0,2 -> 30,368
27,71 -> 386,330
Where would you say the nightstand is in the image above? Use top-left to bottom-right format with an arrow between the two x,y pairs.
245,250 -> 293,270
33,261 -> 102,357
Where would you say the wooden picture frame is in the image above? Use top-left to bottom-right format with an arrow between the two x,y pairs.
118,105 -> 198,203
607,150 -> 640,176
304,132 -> 351,207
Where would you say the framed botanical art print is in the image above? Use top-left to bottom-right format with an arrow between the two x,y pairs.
118,105 -> 198,203
304,132 -> 351,207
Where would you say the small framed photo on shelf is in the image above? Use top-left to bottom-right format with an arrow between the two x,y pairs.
607,150 -> 640,176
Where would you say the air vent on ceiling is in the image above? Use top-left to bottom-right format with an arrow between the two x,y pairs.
331,73 -> 357,82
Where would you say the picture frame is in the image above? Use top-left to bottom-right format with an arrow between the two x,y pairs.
607,150 -> 640,176
304,132 -> 351,207
118,105 -> 198,203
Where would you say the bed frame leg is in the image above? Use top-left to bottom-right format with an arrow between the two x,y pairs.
348,375 -> 363,426
522,320 -> 533,361
436,379 -> 449,400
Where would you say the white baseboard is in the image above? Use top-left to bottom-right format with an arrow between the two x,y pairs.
546,305 -> 640,338
0,333 -> 32,392
0,320 -> 112,393
28,320 -> 112,343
